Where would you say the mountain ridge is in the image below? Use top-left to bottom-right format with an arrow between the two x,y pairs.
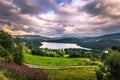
12,32 -> 120,50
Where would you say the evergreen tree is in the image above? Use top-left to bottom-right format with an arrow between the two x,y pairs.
13,35 -> 24,65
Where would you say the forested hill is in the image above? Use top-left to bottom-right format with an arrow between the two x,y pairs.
47,37 -> 80,43
47,33 -> 120,50
12,35 -> 52,47
94,33 -> 120,39
12,35 -> 51,41
78,33 -> 120,50
12,32 -> 120,50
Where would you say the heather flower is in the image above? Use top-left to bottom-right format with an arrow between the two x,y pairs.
0,62 -> 49,80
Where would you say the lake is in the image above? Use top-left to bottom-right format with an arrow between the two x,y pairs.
40,42 -> 91,50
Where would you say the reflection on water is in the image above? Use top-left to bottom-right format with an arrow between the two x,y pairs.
40,42 -> 91,50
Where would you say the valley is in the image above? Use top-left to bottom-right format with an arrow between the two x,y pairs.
15,32 -> 120,50
0,30 -> 120,80
0,0 -> 120,80
23,46 -> 98,80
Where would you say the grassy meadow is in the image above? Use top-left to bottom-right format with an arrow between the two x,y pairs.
45,67 -> 97,80
23,48 -> 98,80
24,50 -> 91,66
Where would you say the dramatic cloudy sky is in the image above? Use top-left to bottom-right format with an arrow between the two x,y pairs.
0,0 -> 120,37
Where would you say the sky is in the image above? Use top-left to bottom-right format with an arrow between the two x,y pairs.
0,0 -> 120,37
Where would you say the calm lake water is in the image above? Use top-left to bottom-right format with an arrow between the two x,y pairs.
40,42 -> 91,50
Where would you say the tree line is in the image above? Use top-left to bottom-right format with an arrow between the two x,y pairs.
26,42 -> 107,60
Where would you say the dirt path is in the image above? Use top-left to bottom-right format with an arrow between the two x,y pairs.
25,64 -> 97,69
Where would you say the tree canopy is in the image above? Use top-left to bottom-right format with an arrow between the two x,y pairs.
0,30 -> 15,53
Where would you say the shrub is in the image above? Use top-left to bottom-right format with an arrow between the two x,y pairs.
96,50 -> 120,80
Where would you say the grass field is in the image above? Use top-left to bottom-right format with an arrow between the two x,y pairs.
23,48 -> 97,80
45,67 -> 97,80
24,51 -> 91,66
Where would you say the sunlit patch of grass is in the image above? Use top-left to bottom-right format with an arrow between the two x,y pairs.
24,51 -> 90,66
45,67 -> 97,80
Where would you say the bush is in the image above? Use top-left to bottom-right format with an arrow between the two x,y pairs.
96,50 -> 120,80
31,48 -> 59,57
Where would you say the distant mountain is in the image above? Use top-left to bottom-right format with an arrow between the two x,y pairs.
47,37 -> 80,43
96,32 -> 120,39
60,34 -> 87,39
12,35 -> 52,47
54,35 -> 87,40
12,35 -> 52,41
77,33 -> 120,50
12,33 -> 120,50
47,32 -> 120,50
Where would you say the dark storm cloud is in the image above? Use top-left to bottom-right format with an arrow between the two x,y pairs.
45,26 -> 66,36
83,0 -> 101,16
0,1 -> 16,17
12,0 -> 57,14
53,27 -> 65,34
13,0 -> 41,14
0,0 -> 38,33
0,0 -> 20,26
12,0 -> 74,17
83,0 -> 120,18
